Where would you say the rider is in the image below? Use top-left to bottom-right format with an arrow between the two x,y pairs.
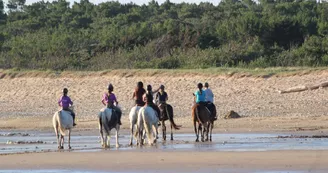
102,83 -> 122,125
132,81 -> 146,106
204,82 -> 216,120
193,83 -> 208,115
156,85 -> 168,105
58,88 -> 77,126
156,84 -> 169,119
144,85 -> 161,122
194,83 -> 206,105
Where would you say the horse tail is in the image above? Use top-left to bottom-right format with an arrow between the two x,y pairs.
56,111 -> 66,136
166,105 -> 181,130
136,108 -> 143,141
143,109 -> 152,144
194,105 -> 204,127
98,111 -> 103,131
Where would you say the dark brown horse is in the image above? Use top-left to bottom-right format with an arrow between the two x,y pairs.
158,103 -> 181,141
192,103 -> 211,142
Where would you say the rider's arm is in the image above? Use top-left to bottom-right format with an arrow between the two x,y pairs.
153,87 -> 160,93
68,97 -> 73,106
101,93 -> 107,106
132,92 -> 135,99
58,97 -> 62,107
113,94 -> 118,105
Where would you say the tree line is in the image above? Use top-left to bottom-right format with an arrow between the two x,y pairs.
0,0 -> 328,70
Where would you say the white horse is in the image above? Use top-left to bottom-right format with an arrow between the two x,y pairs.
98,107 -> 120,148
128,105 -> 141,146
136,106 -> 159,146
52,107 -> 74,149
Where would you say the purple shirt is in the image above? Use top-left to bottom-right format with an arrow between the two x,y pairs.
102,93 -> 117,104
58,95 -> 73,109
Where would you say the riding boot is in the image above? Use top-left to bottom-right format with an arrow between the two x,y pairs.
117,111 -> 122,125
71,113 -> 77,126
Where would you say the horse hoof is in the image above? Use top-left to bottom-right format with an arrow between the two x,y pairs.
68,146 -> 72,149
58,146 -> 61,149
210,139 -> 212,142
60,146 -> 64,149
195,139 -> 199,142
170,138 -> 173,141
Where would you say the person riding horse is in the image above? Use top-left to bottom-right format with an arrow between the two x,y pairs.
144,85 -> 161,123
204,82 -> 217,120
132,81 -> 146,106
58,88 -> 77,126
155,85 -> 169,118
102,83 -> 122,125
193,83 -> 211,117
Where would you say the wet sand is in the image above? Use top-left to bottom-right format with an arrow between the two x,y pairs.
1,150 -> 328,172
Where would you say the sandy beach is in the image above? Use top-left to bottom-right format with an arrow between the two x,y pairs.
1,69 -> 328,172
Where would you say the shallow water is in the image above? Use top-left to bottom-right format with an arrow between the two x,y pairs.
1,130 -> 328,154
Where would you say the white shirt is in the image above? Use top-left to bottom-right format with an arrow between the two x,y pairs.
204,88 -> 214,103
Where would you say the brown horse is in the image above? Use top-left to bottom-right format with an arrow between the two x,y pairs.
158,103 -> 181,141
192,103 -> 211,142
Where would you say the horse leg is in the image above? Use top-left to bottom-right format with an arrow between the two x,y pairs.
60,135 -> 64,149
116,126 -> 120,148
99,118 -> 105,148
162,121 -> 166,141
199,124 -> 204,142
55,124 -> 61,149
107,130 -> 111,148
153,123 -> 159,144
210,121 -> 214,142
194,121 -> 199,142
170,123 -> 173,141
68,129 -> 72,149
205,123 -> 210,142
129,123 -> 133,146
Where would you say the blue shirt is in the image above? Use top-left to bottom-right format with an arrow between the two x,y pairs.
194,90 -> 206,103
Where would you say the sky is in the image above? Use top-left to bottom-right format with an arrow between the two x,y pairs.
3,0 -> 221,6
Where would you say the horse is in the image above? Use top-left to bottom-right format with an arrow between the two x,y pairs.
128,105 -> 141,146
158,103 -> 182,141
192,103 -> 211,142
52,107 -> 74,149
98,107 -> 120,148
136,106 -> 159,146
